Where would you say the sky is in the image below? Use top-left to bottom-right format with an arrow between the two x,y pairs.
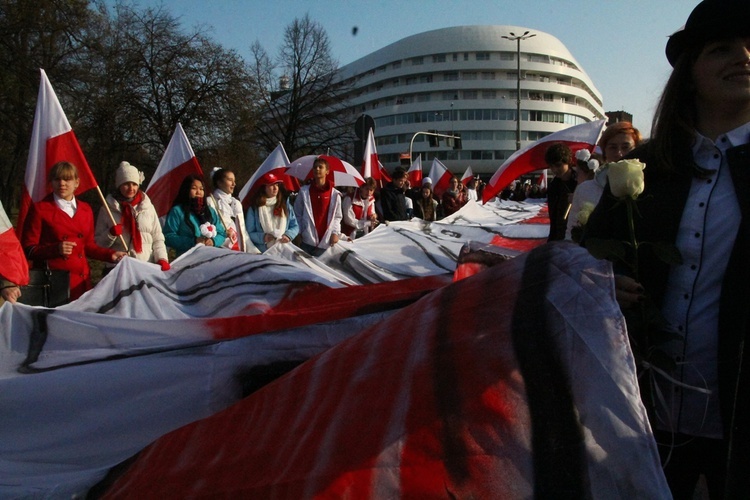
134,0 -> 699,137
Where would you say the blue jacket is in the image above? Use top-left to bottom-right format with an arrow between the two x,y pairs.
163,204 -> 227,256
245,199 -> 299,252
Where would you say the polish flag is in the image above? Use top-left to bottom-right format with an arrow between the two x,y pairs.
17,69 -> 98,239
537,170 -> 548,191
362,128 -> 391,186
407,156 -> 423,187
460,166 -> 474,186
482,119 -> 606,203
237,143 -> 298,211
428,158 -> 453,197
145,123 -> 204,219
0,201 -> 29,286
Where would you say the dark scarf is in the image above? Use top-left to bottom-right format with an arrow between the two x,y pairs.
115,190 -> 144,253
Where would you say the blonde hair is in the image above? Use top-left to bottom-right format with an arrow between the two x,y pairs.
47,161 -> 79,183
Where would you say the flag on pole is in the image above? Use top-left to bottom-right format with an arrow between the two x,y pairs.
16,69 -> 98,239
362,128 -> 391,186
428,158 -> 453,197
482,119 -> 606,203
407,155 -> 423,187
0,201 -> 29,286
460,166 -> 474,186
237,143 -> 297,211
145,123 -> 204,220
537,170 -> 548,191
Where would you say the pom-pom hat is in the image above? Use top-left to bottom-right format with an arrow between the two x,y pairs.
665,0 -> 750,67
115,161 -> 145,187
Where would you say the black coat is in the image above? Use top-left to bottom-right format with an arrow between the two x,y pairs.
585,141 -> 750,494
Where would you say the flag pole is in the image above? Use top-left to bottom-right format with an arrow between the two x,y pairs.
94,185 -> 130,253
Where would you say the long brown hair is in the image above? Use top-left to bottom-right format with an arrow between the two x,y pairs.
649,46 -> 702,175
252,182 -> 289,217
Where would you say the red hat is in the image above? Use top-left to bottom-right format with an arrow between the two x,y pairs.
259,172 -> 283,186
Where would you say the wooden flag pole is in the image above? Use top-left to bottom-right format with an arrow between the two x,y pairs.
94,185 -> 130,253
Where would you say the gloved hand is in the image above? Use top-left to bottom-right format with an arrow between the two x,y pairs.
110,224 -> 123,236
159,259 -> 171,271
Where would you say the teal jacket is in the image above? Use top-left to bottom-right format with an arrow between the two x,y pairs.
163,204 -> 227,257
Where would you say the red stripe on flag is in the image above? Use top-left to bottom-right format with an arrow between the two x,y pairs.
46,130 -> 97,194
145,158 -> 203,219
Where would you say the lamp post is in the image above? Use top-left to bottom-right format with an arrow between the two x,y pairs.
502,31 -> 535,151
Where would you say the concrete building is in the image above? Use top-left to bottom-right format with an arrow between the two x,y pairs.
338,26 -> 606,176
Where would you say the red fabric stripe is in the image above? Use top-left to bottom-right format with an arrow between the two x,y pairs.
145,158 -> 203,218
0,227 -> 30,285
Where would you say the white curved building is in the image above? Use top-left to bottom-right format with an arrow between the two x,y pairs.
338,26 -> 605,176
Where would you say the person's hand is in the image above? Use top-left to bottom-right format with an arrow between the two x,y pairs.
280,234 -> 291,244
1,286 -> 21,303
330,233 -> 339,246
110,224 -> 123,236
264,233 -> 275,244
614,274 -> 644,309
112,251 -> 127,263
196,237 -> 214,246
59,241 -> 77,256
158,259 -> 170,271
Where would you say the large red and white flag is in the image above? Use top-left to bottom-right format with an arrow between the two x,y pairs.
237,143 -> 298,211
362,128 -> 391,186
428,158 -> 453,197
17,69 -> 98,239
145,123 -> 204,219
407,155 -> 423,186
0,201 -> 29,286
482,119 -> 606,203
461,165 -> 474,186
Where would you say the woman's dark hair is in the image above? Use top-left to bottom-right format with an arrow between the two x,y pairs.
173,174 -> 212,224
211,168 -> 234,189
251,182 -> 289,217
650,45 -> 702,175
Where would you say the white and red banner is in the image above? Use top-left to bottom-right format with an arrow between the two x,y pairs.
461,165 -> 474,186
361,128 -> 391,186
145,123 -> 204,219
407,155 -> 423,186
237,143 -> 297,210
537,170 -> 548,191
428,158 -> 453,197
0,201 -> 29,286
482,119 -> 606,203
17,69 -> 97,239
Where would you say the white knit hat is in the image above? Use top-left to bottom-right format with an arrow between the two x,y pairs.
421,177 -> 433,186
116,161 -> 145,187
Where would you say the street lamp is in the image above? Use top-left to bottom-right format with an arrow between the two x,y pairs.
502,30 -> 535,151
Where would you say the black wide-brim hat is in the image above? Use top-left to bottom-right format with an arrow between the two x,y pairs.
666,0 -> 750,66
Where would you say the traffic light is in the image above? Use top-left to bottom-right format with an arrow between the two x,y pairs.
428,130 -> 439,147
453,133 -> 462,150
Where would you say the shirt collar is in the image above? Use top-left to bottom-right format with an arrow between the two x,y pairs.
693,121 -> 750,156
53,194 -> 77,208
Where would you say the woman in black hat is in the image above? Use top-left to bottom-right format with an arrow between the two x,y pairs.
585,1 -> 750,498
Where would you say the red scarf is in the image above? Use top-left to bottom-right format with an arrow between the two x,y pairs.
120,191 -> 143,254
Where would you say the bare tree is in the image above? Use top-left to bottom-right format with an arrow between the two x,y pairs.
0,0 -> 91,211
251,14 -> 353,161
72,1 -> 262,191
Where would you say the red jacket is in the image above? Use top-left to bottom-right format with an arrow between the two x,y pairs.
22,194 -> 115,300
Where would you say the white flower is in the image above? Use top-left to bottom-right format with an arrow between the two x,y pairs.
200,222 -> 217,239
607,159 -> 646,199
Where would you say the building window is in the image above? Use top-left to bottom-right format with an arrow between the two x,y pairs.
392,79 -> 400,87
444,72 -> 459,81
433,54 -> 446,63
405,77 -> 416,85
452,53 -> 458,61
442,91 -> 456,101
417,93 -> 430,102
500,52 -> 515,61
419,74 -> 433,83
463,52 -> 469,61
463,90 -> 478,100
392,61 -> 401,69
481,72 -> 496,80
476,52 -> 490,61
482,90 -> 496,99
462,72 -> 477,80
411,56 -> 424,65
